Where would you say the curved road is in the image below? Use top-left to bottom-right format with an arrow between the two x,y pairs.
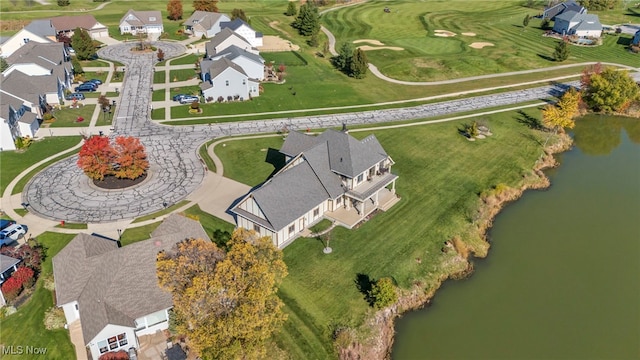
21,42 -> 640,223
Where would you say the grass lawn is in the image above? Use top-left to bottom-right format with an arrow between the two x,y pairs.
169,68 -> 198,82
152,90 -> 166,102
79,59 -> 110,67
111,71 -> 125,82
153,70 -> 166,84
215,135 -> 285,186
183,204 -> 235,240
132,200 -> 191,223
0,136 -> 82,194
119,222 -> 162,246
198,140 -> 216,172
55,222 -> 88,229
48,105 -> 95,127
82,71 -> 108,83
0,232 -> 77,360
170,54 -> 201,66
218,108 -> 564,358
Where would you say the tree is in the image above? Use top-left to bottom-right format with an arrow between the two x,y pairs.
542,87 -> 581,130
578,0 -> 619,10
57,0 -> 69,6
167,0 -> 183,20
333,42 -> 353,74
369,277 -> 397,309
231,8 -> 247,22
157,48 -> 165,62
157,230 -> 288,359
349,48 -> 368,78
192,0 -> 218,12
57,33 -> 72,47
292,2 -> 320,36
71,27 -> 94,60
553,40 -> 569,62
71,57 -> 84,75
112,136 -> 150,179
580,62 -> 603,89
77,135 -> 115,180
285,1 -> 297,16
97,95 -> 110,110
541,18 -> 551,30
308,31 -> 319,47
523,14 -> 530,28
0,57 -> 8,72
583,68 -> 640,113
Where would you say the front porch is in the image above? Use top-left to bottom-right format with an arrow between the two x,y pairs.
325,188 -> 399,229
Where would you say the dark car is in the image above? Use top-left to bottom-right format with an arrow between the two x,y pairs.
172,94 -> 188,101
179,95 -> 200,104
82,81 -> 99,89
75,84 -> 96,92
86,79 -> 102,85
65,92 -> 86,100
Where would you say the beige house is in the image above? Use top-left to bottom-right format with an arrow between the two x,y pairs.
183,11 -> 230,38
50,14 -> 109,39
231,129 -> 400,248
119,10 -> 164,37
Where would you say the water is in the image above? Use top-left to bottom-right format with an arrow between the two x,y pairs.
393,115 -> 640,360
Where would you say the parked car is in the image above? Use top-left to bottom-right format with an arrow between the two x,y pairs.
0,224 -> 26,246
82,81 -> 98,89
0,220 -> 15,232
65,92 -> 86,101
75,84 -> 96,92
179,96 -> 200,104
172,94 -> 188,101
86,79 -> 102,85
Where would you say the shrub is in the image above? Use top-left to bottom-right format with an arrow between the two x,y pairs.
13,267 -> 35,289
98,350 -> 129,360
369,277 -> 397,309
206,96 -> 213,103
217,96 -> 224,103
190,101 -> 200,110
43,307 -> 66,330
1,277 -> 22,303
43,113 -> 53,121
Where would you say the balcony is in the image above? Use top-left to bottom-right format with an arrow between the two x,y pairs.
346,172 -> 398,202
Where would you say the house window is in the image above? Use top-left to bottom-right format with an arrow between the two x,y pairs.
75,304 -> 78,310
24,38 -> 30,44
357,174 -> 364,183
313,208 -> 319,217
253,224 -> 260,232
242,79 -> 246,85
336,197 -> 342,205
99,333 -> 127,353
288,225 -> 295,235
225,80 -> 229,86
98,340 -> 108,354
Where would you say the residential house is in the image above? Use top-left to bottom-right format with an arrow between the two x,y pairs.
543,0 -> 586,20
200,57 -> 260,101
119,10 -> 164,38
53,214 -> 208,360
204,28 -> 259,57
50,14 -> 109,39
0,19 -> 56,58
633,30 -> 640,46
220,19 -> 263,47
0,254 -> 21,306
553,11 -> 602,37
0,88 -> 42,151
231,129 -> 400,248
208,45 -> 265,81
183,11 -> 230,39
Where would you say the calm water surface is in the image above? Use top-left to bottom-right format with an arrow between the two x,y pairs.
393,116 -> 640,360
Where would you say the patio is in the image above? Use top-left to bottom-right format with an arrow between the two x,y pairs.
325,188 -> 399,229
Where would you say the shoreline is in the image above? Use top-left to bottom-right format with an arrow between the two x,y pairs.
340,131 -> 574,360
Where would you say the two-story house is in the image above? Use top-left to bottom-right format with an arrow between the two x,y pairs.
220,19 -> 263,48
231,129 -> 400,248
199,57 -> 260,101
183,11 -> 230,39
0,19 -> 56,58
207,45 -> 265,81
204,28 -> 258,57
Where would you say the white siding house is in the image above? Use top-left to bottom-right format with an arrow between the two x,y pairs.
0,28 -> 53,58
119,10 -> 164,36
204,28 -> 258,57
553,11 -> 602,38
200,57 -> 259,102
220,19 -> 263,47
183,11 -> 230,39
209,45 -> 265,81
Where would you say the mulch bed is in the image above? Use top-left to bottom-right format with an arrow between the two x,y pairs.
93,173 -> 147,190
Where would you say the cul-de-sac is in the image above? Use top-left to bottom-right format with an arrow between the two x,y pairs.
0,0 -> 638,359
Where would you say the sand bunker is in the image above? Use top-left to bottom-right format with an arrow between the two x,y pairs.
353,39 -> 385,46
357,45 -> 404,51
469,42 -> 494,49
462,32 -> 476,36
259,35 -> 300,52
434,29 -> 457,37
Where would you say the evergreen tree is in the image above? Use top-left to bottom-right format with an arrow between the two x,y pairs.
308,31 -> 319,47
293,2 -> 320,36
231,8 -> 247,22
541,18 -> 551,30
167,0 -> 183,20
57,0 -> 69,6
349,48 -> 368,78
285,1 -> 297,16
71,57 -> 84,74
0,57 -> 8,72
192,0 -> 218,12
553,40 -> 569,62
71,28 -> 94,60
333,42 -> 353,74
523,14 -> 530,28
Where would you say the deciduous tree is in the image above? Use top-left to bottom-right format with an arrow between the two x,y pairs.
580,62 -> 603,89
77,135 -> 114,180
370,277 -> 397,309
157,48 -> 165,62
167,0 -> 183,20
112,136 -> 149,179
553,40 -> 569,62
542,87 -> 581,130
578,0 -> 619,10
57,0 -> 70,6
231,8 -> 247,22
349,48 -> 368,78
157,230 -> 288,360
292,2 -> 320,36
192,0 -> 218,12
583,67 -> 639,113
285,1 -> 297,16
71,27 -> 95,60
97,95 -> 110,110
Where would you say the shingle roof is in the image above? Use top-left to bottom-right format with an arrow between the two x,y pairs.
49,15 -> 103,32
212,45 -> 264,65
544,0 -> 585,20
0,254 -> 21,275
1,69 -> 60,101
120,9 -> 163,27
205,28 -> 252,57
53,214 -> 209,344
184,11 -> 227,29
574,14 -> 602,32
220,19 -> 249,32
203,56 -> 247,80
24,19 -> 56,38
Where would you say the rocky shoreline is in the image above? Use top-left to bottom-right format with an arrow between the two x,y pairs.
338,132 -> 573,360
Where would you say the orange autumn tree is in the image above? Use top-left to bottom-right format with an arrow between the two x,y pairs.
77,135 -> 149,180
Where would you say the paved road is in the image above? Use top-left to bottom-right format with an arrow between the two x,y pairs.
20,41 -> 640,223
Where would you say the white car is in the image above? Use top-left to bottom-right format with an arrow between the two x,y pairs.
0,224 -> 26,245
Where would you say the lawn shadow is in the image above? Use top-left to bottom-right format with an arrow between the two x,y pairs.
265,148 -> 286,178
354,273 -> 373,305
537,53 -> 556,62
616,36 -> 632,46
516,110 -> 543,130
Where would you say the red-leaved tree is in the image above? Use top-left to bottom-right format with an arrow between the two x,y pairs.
580,62 -> 602,89
112,136 -> 150,180
1,276 -> 22,302
77,136 -> 115,180
12,266 -> 35,289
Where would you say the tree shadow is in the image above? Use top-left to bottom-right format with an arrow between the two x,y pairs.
354,273 -> 374,305
265,148 -> 286,178
616,36 -> 631,46
537,53 -> 556,62
516,110 -> 543,130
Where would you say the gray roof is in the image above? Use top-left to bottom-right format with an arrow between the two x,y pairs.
184,10 -> 227,29
202,56 -> 247,80
544,0 -> 585,20
50,14 -> 104,32
0,254 -> 21,275
1,70 -> 59,103
212,45 -> 264,65
220,19 -> 263,39
24,19 -> 56,38
120,9 -> 163,27
53,214 -> 209,344
205,28 -> 252,57
18,111 -> 37,125
556,11 -> 602,32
